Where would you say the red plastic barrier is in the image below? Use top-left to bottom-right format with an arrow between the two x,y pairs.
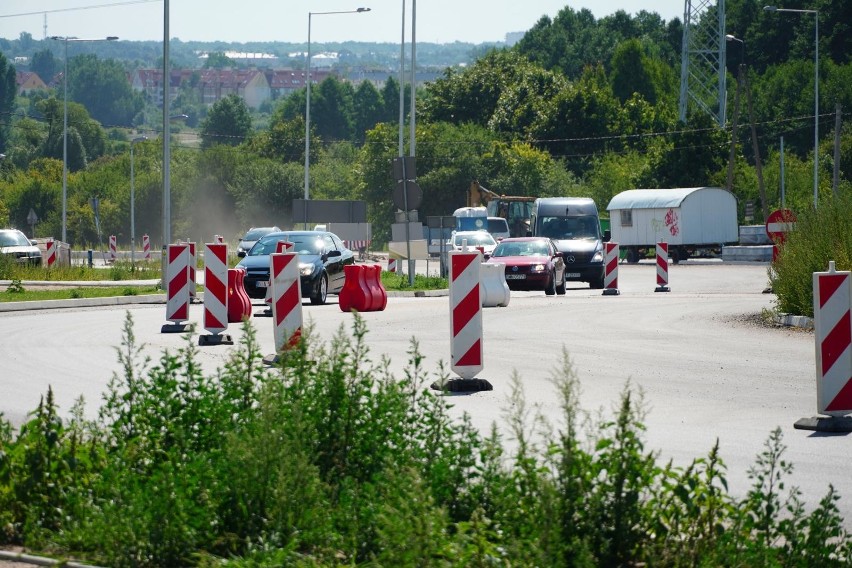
227,267 -> 252,323
339,264 -> 387,312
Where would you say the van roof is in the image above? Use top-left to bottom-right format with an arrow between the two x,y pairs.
533,197 -> 597,216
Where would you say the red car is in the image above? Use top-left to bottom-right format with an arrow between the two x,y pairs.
486,237 -> 566,295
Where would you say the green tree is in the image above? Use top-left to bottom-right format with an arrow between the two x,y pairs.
37,97 -> 107,169
29,49 -> 57,85
0,52 -> 16,153
203,52 -> 236,69
68,54 -> 144,128
353,81 -> 384,142
312,76 -> 356,142
200,94 -> 252,148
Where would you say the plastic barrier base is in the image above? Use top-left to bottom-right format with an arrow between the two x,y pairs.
254,307 -> 273,318
199,333 -> 234,346
161,322 -> 190,334
429,377 -> 493,392
793,416 -> 852,432
602,288 -> 620,296
654,285 -> 670,293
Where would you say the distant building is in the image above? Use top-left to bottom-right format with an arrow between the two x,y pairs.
15,71 -> 47,95
265,68 -> 335,98
197,51 -> 279,65
130,68 -> 272,109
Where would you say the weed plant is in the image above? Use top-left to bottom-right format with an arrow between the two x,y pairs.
770,193 -> 852,317
0,315 -> 850,567
380,271 -> 448,291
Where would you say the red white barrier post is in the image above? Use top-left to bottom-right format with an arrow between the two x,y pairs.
603,241 -> 620,296
142,234 -> 151,260
387,256 -> 398,273
45,238 -> 56,268
258,241 -> 293,317
187,241 -> 197,302
109,235 -> 117,263
199,242 -> 233,346
795,261 -> 852,432
655,242 -> 670,292
263,251 -> 304,364
161,243 -> 191,333
441,247 -> 492,391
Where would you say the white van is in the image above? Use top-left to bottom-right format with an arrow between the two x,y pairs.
486,217 -> 510,241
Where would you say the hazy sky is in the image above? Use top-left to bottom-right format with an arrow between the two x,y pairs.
1,1 -> 684,45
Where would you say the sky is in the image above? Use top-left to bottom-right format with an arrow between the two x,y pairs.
0,0 -> 685,45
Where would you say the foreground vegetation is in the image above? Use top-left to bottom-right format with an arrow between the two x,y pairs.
0,315 -> 849,567
0,258 -> 161,282
0,281 -> 161,302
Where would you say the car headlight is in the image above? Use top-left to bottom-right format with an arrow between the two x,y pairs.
299,263 -> 315,276
531,264 -> 546,272
592,250 -> 604,263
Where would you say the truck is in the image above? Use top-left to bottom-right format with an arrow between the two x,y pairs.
467,181 -> 536,238
529,197 -> 609,289
605,187 -> 738,264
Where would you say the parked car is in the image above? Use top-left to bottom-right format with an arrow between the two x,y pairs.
486,217 -> 511,241
236,226 -> 280,257
450,230 -> 497,258
486,237 -> 566,295
0,229 -> 42,266
235,230 -> 354,305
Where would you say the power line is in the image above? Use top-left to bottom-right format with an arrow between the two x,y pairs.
0,0 -> 161,20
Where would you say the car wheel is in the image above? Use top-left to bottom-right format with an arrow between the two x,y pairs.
556,271 -> 566,295
589,274 -> 605,290
545,271 -> 556,295
310,273 -> 328,305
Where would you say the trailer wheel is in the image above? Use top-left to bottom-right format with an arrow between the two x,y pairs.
626,247 -> 640,264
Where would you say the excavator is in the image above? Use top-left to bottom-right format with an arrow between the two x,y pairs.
467,181 -> 537,238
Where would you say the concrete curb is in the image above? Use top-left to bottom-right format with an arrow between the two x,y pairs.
0,549 -> 104,568
0,294 -> 166,313
775,313 -> 814,330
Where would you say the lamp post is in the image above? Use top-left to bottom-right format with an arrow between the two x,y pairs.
49,35 -> 118,244
304,7 -> 370,227
130,136 -> 147,266
764,5 -> 819,208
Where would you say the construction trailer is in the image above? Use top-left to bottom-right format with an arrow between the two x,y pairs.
606,187 -> 738,263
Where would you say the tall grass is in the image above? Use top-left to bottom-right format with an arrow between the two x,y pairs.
0,315 -> 849,566
0,257 -> 162,282
770,193 -> 852,317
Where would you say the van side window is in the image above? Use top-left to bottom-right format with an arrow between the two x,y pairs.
620,210 -> 633,227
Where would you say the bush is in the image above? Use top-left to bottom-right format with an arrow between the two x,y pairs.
770,193 -> 852,317
0,314 -> 850,566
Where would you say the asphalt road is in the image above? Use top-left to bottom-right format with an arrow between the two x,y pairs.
3,260 -> 851,527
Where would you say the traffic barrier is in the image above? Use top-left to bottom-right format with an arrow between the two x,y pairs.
161,243 -> 191,333
813,261 -> 852,415
339,264 -> 387,312
480,261 -> 510,307
187,241 -> 197,301
603,242 -> 620,296
258,241 -> 293,317
387,256 -> 397,273
109,235 -> 117,263
215,234 -> 224,244
266,252 -> 303,363
45,238 -> 56,268
142,234 -> 151,260
448,249 -> 488,388
227,268 -> 252,323
655,242 -> 670,292
199,242 -> 233,346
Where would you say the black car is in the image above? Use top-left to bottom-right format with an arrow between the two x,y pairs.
236,230 -> 355,305
236,226 -> 280,257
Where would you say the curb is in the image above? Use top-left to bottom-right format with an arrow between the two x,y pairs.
775,313 -> 814,330
0,550 -> 103,568
0,294 -> 166,313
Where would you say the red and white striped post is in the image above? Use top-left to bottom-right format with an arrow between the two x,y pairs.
445,248 -> 491,391
603,241 -> 620,296
263,251 -> 303,364
655,241 -> 670,292
109,235 -> 117,263
187,241 -> 197,301
199,242 -> 233,345
161,243 -> 191,333
142,234 -> 151,260
215,234 -> 224,244
387,256 -> 398,273
259,241 -> 293,317
45,238 -> 56,268
813,261 -> 852,415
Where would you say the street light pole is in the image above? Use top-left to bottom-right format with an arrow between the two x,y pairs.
304,7 -> 370,228
49,35 -> 118,245
130,136 -> 147,267
764,5 -> 819,208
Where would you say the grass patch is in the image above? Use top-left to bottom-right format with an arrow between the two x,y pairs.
0,285 -> 162,303
0,258 -> 162,282
381,270 -> 447,291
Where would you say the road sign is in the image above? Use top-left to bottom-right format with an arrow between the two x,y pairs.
392,156 -> 416,181
393,179 -> 422,211
765,208 -> 796,243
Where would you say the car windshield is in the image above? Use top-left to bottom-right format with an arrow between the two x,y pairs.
0,231 -> 30,247
250,235 -> 323,256
454,233 -> 495,247
540,216 -> 599,240
493,240 -> 551,257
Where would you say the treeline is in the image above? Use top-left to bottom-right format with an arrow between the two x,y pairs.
1,2 -> 851,248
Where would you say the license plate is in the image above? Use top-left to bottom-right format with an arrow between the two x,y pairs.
257,280 -> 270,288
505,274 -> 526,280
565,272 -> 581,278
